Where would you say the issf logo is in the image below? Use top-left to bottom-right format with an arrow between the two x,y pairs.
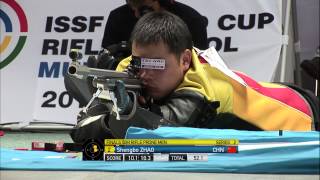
0,0 -> 28,69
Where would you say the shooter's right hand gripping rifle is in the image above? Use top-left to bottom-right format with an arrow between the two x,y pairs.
67,49 -> 162,141
68,49 -> 141,121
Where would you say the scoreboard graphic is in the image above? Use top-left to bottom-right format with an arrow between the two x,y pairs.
83,139 -> 239,162
104,153 -> 208,162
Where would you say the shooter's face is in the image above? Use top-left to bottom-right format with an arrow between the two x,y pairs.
132,41 -> 191,99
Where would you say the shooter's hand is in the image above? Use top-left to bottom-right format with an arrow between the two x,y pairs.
114,80 -> 133,115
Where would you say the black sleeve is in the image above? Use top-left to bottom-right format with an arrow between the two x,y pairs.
157,90 -> 262,130
186,16 -> 209,50
107,89 -> 218,138
101,11 -> 119,48
157,90 -> 217,126
168,2 -> 209,50
101,5 -> 138,49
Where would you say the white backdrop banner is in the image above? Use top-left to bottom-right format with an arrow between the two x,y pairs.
0,0 -> 282,124
183,0 -> 282,81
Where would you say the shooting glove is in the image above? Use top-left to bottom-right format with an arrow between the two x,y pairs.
113,80 -> 133,115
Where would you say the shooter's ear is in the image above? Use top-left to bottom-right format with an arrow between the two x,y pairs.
180,49 -> 192,73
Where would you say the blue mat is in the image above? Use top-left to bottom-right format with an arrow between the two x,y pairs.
1,127 -> 319,174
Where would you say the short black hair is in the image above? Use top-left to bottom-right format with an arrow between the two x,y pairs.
130,11 -> 193,57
